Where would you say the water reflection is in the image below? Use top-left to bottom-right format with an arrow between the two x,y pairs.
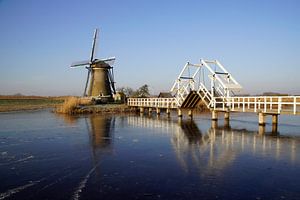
55,113 -> 79,125
58,114 -> 114,150
127,115 -> 299,174
1,111 -> 299,199
87,115 -> 114,150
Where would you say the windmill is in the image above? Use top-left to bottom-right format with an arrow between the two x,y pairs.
71,29 -> 116,102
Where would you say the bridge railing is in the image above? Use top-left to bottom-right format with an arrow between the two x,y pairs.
213,96 -> 300,114
128,98 -> 177,108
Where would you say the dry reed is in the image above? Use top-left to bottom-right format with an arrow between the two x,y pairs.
56,96 -> 92,114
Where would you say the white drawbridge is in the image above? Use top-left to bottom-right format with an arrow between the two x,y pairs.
128,59 -> 300,116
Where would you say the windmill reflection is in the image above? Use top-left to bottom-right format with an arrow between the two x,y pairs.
57,114 -> 115,164
83,115 -> 115,178
87,115 -> 114,150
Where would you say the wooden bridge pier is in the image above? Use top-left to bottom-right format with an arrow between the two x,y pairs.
210,110 -> 231,128
188,109 -> 193,119
166,108 -> 171,117
224,112 -> 230,128
210,110 -> 279,134
177,108 -> 193,119
136,106 -> 195,120
177,109 -> 182,118
139,107 -> 144,116
258,112 -> 279,133
258,112 -> 279,126
156,108 -> 161,115
148,108 -> 153,116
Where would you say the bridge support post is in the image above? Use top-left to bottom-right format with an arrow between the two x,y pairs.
140,107 -> 144,114
212,110 -> 218,121
148,108 -> 153,116
211,120 -> 218,129
224,112 -> 230,128
166,108 -> 170,117
224,112 -> 230,120
258,125 -> 266,135
272,124 -> 278,133
156,108 -> 161,116
272,114 -> 278,133
258,112 -> 266,126
177,109 -> 182,118
188,110 -> 193,119
272,114 -> 278,125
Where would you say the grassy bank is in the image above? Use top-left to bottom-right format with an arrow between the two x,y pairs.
55,96 -> 131,114
0,96 -> 65,112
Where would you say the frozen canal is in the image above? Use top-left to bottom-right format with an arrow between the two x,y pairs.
0,110 -> 299,199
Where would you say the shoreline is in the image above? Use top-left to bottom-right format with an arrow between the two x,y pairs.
0,96 -> 65,113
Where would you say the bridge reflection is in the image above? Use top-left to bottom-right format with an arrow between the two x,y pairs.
58,113 -> 298,175
127,115 -> 299,174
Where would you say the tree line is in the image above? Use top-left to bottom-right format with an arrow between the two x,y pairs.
117,84 -> 150,98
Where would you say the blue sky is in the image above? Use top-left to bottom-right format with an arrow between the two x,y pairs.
0,0 -> 299,96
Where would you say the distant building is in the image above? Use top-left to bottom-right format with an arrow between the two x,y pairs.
158,92 -> 173,98
113,91 -> 126,103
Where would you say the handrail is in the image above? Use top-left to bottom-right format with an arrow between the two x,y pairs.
213,96 -> 300,114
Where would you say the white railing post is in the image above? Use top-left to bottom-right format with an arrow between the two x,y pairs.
294,96 -> 297,115
254,97 -> 257,112
243,97 -> 245,112
278,97 -> 282,113
222,97 -> 225,110
247,97 -> 250,109
264,97 -> 267,113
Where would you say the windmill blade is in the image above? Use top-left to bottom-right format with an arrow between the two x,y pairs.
83,68 -> 91,96
90,29 -> 98,62
94,57 -> 116,66
101,57 -> 116,66
71,60 -> 91,67
108,69 -> 116,94
100,57 -> 115,62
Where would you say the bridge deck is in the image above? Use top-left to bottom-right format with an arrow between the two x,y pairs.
127,98 -> 177,109
128,95 -> 300,115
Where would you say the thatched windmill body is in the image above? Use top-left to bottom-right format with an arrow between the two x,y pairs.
71,29 -> 116,102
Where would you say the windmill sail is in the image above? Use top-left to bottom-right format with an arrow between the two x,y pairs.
90,29 -> 98,62
71,60 -> 91,67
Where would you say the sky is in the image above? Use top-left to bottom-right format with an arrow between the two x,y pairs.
0,0 -> 300,96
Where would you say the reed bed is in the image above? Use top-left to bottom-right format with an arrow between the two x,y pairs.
55,96 -> 92,114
